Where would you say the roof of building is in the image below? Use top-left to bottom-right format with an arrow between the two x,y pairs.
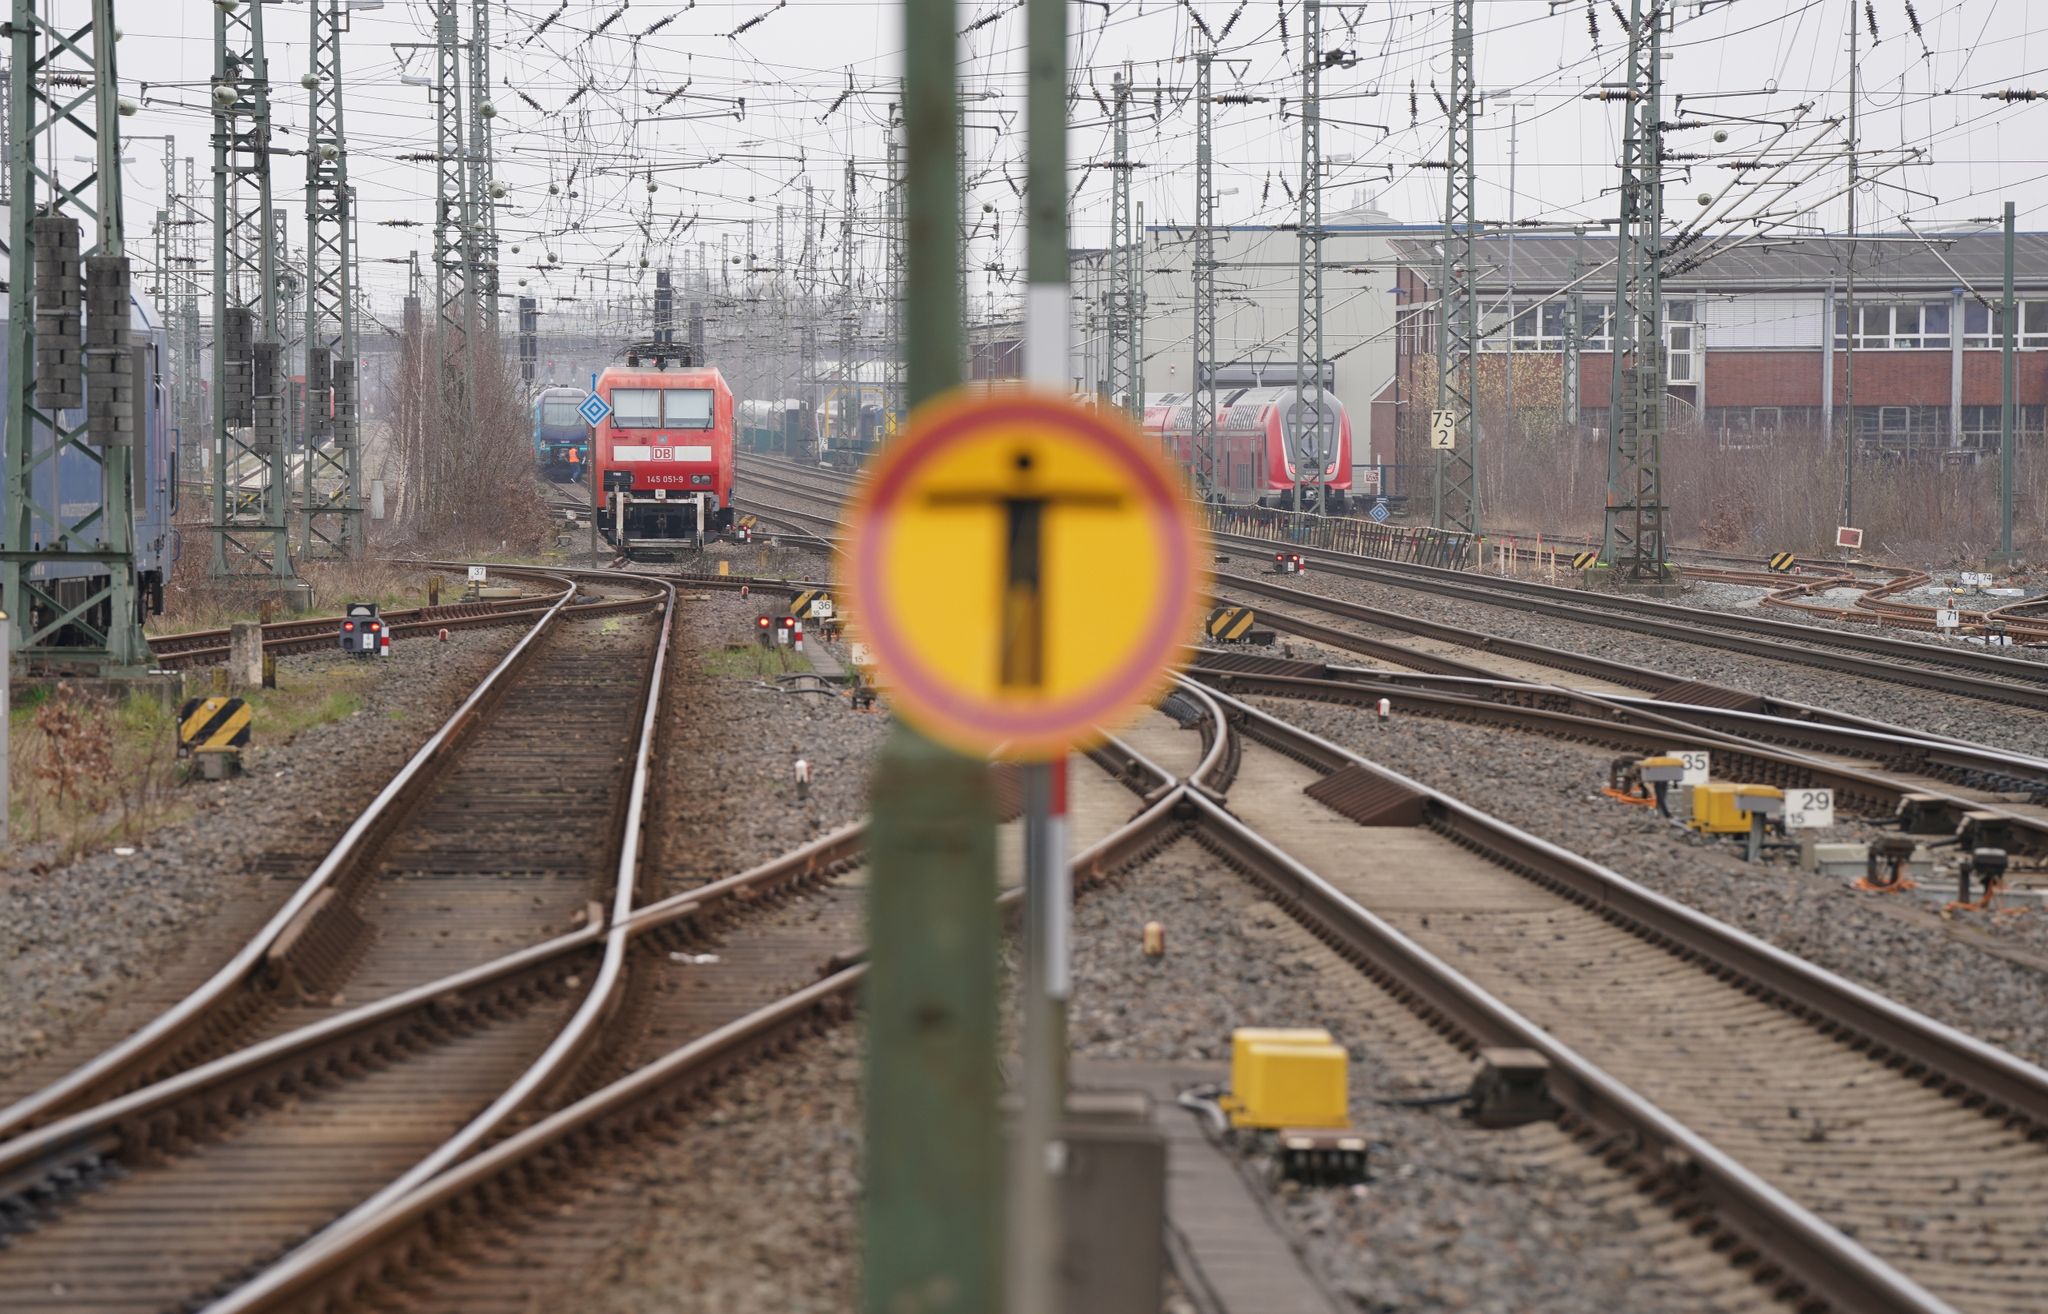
1387,231 -> 2048,295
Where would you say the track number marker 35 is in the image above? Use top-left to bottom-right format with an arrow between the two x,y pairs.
1671,750 -> 1710,786
1785,788 -> 1835,829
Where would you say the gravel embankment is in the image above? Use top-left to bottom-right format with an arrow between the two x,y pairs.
1065,840 -> 1769,1314
0,626 -> 523,1085
1246,694 -> 2048,1067
546,1025 -> 864,1314
647,586 -> 888,894
1227,562 -> 2048,753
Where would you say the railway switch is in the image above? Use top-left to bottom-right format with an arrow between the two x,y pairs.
1464,1048 -> 1553,1128
1896,793 -> 1961,836
1955,848 -> 2010,909
1859,834 -> 1924,893
1958,811 -> 2016,855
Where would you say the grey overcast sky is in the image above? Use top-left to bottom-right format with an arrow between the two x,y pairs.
100,1 -> 2048,318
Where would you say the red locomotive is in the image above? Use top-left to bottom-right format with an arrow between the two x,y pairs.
593,363 -> 737,545
1143,386 -> 1353,512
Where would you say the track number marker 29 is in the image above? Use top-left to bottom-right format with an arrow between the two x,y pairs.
1785,788 -> 1835,829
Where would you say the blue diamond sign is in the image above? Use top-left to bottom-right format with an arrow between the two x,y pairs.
577,393 -> 613,427
1368,499 -> 1390,523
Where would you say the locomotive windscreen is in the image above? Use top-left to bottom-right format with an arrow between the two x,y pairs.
663,388 -> 715,428
540,397 -> 582,427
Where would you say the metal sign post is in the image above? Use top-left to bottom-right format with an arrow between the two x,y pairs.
860,0 -> 1000,1306
1016,0 -> 1072,1303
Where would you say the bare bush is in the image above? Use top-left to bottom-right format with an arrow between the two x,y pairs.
382,324 -> 552,552
1400,356 -> 2046,561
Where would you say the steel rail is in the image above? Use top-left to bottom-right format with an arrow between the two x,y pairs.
1210,528 -> 2048,704
206,727 -> 1203,1314
0,567 -> 662,1139
1188,657 -> 2048,851
1184,789 -> 1954,1314
1208,682 -> 2048,1127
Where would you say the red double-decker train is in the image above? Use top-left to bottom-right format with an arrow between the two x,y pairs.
592,363 -> 737,545
1143,386 -> 1353,512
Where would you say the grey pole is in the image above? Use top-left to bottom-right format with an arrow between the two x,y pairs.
2001,200 -> 2017,562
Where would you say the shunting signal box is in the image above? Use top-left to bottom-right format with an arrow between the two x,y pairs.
340,601 -> 388,657
1690,782 -> 1784,834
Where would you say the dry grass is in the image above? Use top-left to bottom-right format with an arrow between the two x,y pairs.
151,557 -> 439,635
7,665 -> 378,858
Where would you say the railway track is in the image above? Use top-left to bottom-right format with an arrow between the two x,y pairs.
0,565 -> 678,1311
142,563 -> 627,669
736,451 -> 2048,713
170,718 -> 1204,1312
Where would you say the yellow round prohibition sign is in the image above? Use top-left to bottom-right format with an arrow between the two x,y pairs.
838,388 -> 1209,760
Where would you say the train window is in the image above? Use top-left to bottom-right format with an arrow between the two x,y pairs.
611,388 -> 660,427
663,388 -> 715,428
540,397 -> 582,427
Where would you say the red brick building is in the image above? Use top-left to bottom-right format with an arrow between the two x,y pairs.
1378,231 -> 2048,476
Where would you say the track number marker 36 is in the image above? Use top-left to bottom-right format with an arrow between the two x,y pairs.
1785,788 -> 1835,829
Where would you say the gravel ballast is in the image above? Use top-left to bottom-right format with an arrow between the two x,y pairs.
1228,562 -> 2048,753
1066,839 -> 1770,1314
646,582 -> 888,894
0,625 -> 523,1089
1245,692 -> 2048,1067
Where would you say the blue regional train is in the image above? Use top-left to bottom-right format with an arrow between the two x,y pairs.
533,384 -> 591,481
0,290 -> 179,636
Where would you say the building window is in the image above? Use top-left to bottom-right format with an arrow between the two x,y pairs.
1752,406 -> 1781,435
1959,405 -> 2047,450
1961,300 -> 2048,348
1834,300 -> 1952,349
1489,298 -> 1612,351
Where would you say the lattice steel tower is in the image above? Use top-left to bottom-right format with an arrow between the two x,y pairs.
468,0 -> 498,328
1293,0 -> 1329,514
211,0 -> 297,580
1600,0 -> 1670,580
302,0 -> 362,557
1106,73 -> 1138,417
430,0 -> 473,528
1190,50 -> 1217,500
1432,0 -> 1479,535
3,0 -> 149,669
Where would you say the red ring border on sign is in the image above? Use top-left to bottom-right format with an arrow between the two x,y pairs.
841,389 -> 1208,760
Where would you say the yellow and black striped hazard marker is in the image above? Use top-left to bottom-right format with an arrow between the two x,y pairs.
1207,606 -> 1258,642
1572,550 -> 1600,570
177,696 -> 252,758
790,588 -> 833,618
737,514 -> 758,530
1767,551 -> 1797,573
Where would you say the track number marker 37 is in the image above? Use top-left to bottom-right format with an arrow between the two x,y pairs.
1785,788 -> 1835,829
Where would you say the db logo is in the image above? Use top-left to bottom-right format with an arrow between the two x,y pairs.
652,446 -> 675,461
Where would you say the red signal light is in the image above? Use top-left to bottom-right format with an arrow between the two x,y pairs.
756,615 -> 771,628
368,622 -> 381,632
343,621 -> 355,632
